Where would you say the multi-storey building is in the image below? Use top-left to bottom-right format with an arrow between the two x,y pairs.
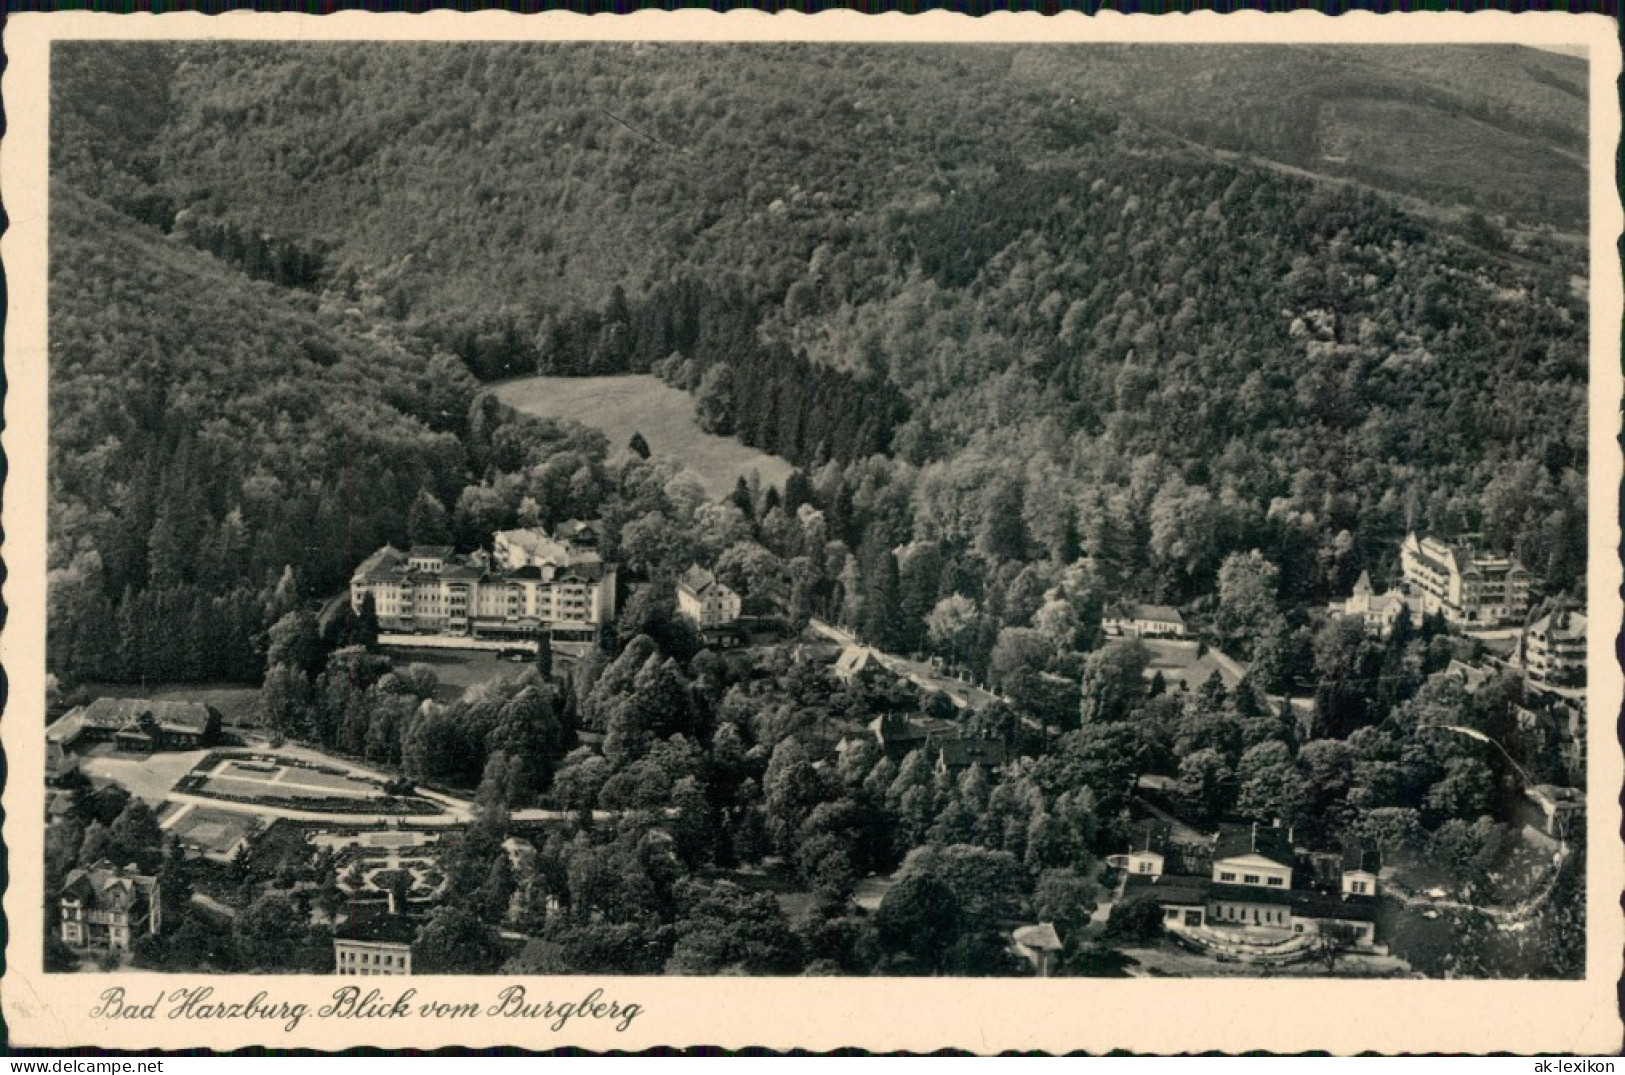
676,565 -> 742,629
1399,533 -> 1532,627
58,860 -> 160,951
1523,606 -> 1585,689
350,523 -> 616,644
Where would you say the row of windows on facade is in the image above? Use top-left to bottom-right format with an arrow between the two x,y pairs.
1218,871 -> 1284,886
337,949 -> 408,970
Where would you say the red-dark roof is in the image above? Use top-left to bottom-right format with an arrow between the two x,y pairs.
1122,873 -> 1210,907
1290,891 -> 1378,923
334,910 -> 421,945
1213,822 -> 1293,865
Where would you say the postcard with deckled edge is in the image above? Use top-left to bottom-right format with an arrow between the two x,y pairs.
4,9 -> 1621,1055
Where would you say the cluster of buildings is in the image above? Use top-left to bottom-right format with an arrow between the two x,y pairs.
1113,821 -> 1380,948
862,711 -> 1008,779
348,521 -> 616,645
1331,533 -> 1536,637
1330,532 -> 1584,690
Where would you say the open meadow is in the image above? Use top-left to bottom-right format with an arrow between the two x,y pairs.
492,374 -> 794,500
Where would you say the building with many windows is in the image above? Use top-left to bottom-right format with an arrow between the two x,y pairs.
1523,605 -> 1585,689
1399,533 -> 1532,627
350,524 -> 616,644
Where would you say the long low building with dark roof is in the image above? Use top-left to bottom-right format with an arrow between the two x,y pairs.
47,697 -> 220,754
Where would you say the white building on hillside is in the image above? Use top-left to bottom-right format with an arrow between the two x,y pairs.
1524,605 -> 1585,688
1400,533 -> 1532,627
1102,602 -> 1186,639
1331,571 -> 1410,637
351,524 -> 615,644
676,565 -> 742,629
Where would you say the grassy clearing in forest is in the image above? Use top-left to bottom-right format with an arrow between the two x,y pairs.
492,375 -> 794,501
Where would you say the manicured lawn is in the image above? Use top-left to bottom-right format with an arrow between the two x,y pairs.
383,646 -> 533,702
167,805 -> 258,859
492,374 -> 794,500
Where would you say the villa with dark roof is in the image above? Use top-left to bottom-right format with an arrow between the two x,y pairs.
333,910 -> 420,976
58,860 -> 161,951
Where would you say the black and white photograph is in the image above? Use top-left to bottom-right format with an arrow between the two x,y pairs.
20,19 -> 1614,1014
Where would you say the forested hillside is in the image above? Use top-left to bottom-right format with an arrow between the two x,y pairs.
45,42 -> 1594,983
48,41 -> 1589,689
48,187 -> 478,683
1008,45 -> 1587,233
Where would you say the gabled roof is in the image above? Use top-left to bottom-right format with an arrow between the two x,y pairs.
1213,822 -> 1293,866
679,564 -> 726,597
46,712 -> 86,746
556,560 -> 609,584
407,545 -> 454,560
835,645 -> 885,677
556,519 -> 601,543
353,545 -> 407,580
79,698 -> 216,736
1105,602 -> 1184,625
1340,839 -> 1381,875
59,859 -> 156,911
1529,608 -> 1586,641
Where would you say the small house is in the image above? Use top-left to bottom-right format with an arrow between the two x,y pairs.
1011,923 -> 1064,977
1102,603 -> 1186,639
